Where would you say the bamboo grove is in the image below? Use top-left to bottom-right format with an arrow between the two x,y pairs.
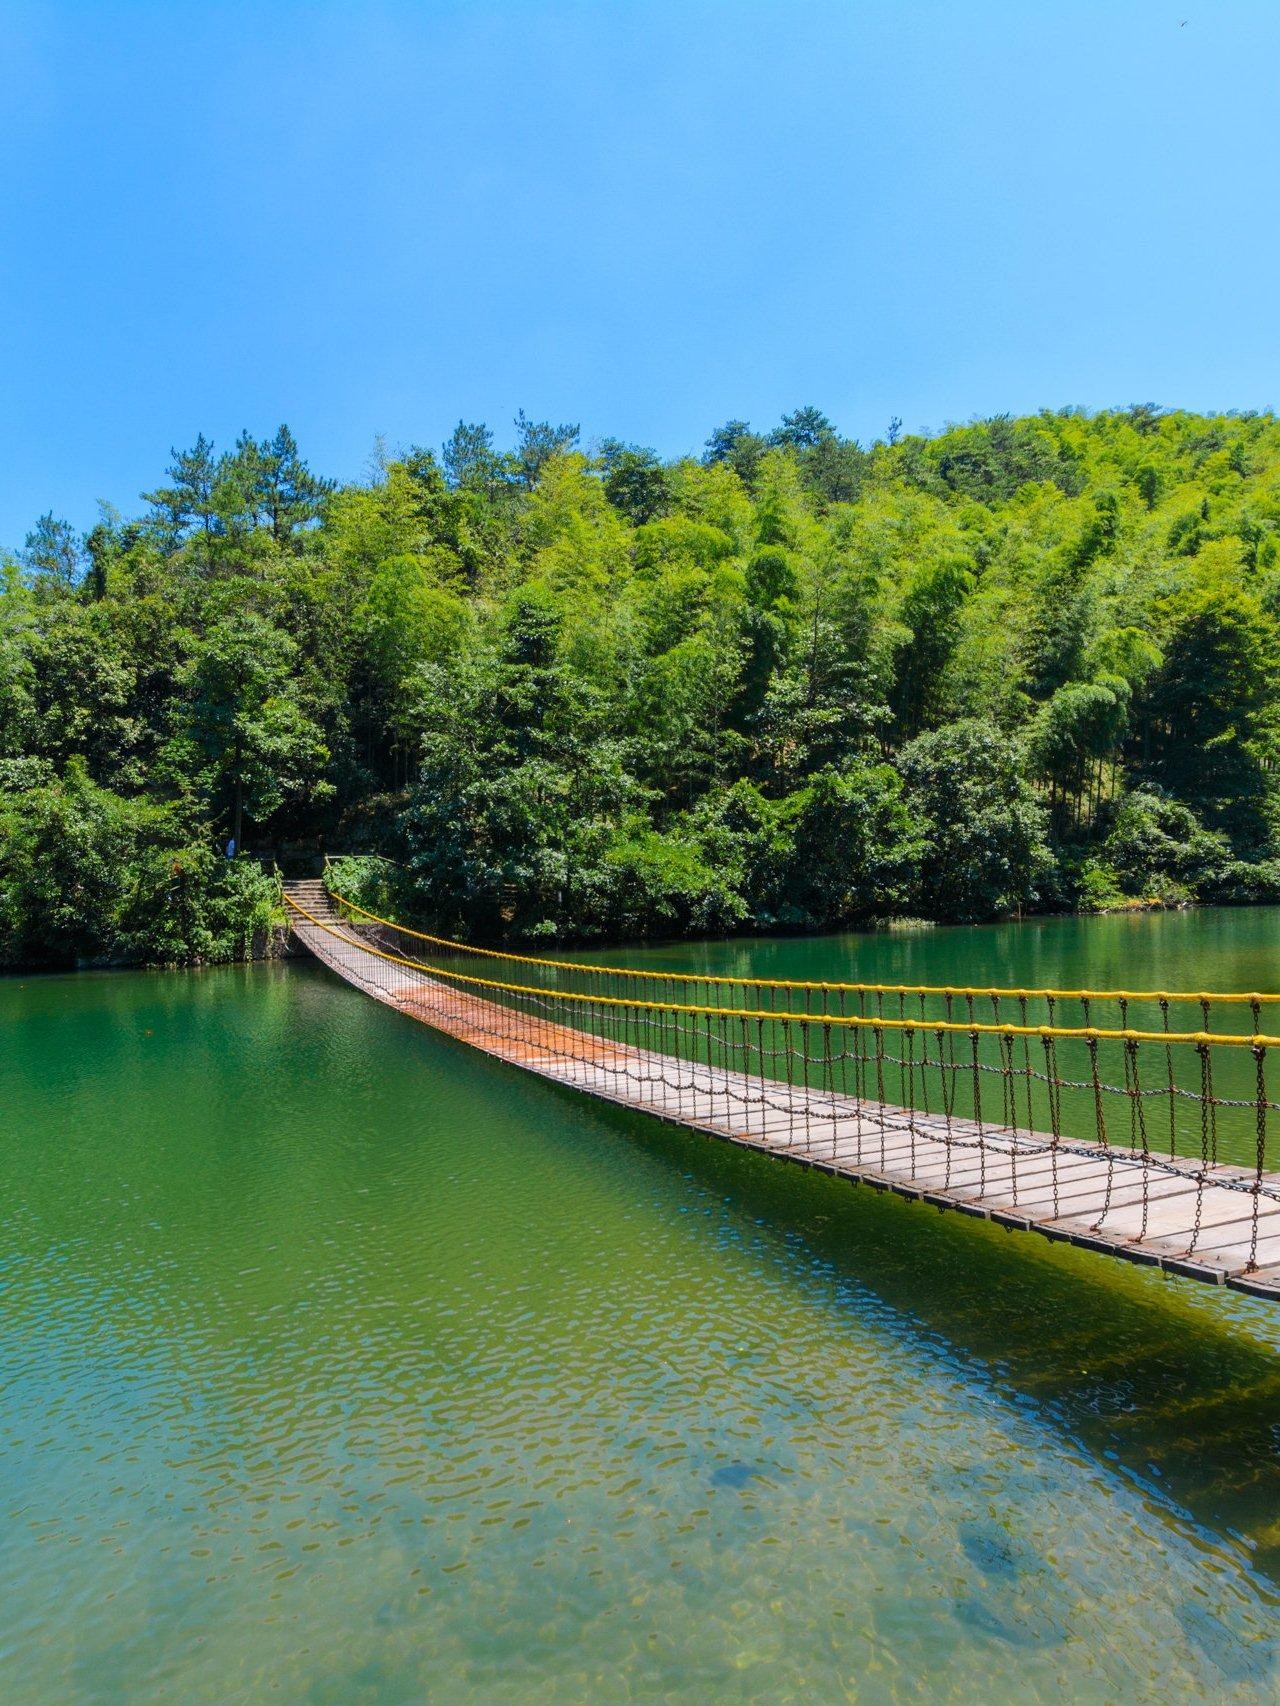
5,405 -> 1280,966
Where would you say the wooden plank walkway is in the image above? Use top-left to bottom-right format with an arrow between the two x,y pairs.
286,891 -> 1280,1303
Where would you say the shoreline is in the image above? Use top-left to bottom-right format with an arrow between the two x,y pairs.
0,894 -> 1239,979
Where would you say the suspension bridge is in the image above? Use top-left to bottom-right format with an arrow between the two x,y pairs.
284,878 -> 1280,1304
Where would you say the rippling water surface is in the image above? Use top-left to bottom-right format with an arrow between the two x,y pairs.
5,911 -> 1280,1702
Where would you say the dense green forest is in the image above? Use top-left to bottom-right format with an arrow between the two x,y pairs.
4,404 -> 1280,966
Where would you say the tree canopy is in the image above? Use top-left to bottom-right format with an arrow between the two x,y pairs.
5,403 -> 1280,965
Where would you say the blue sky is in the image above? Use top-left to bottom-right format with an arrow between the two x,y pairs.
2,0 -> 1278,548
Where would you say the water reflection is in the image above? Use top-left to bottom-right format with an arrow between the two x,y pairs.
5,955 -> 1280,1702
596,1087 -> 1280,1587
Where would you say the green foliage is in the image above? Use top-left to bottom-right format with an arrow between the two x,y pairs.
1144,582 -> 1278,836
1102,790 -> 1230,895
900,720 -> 1050,922
765,766 -> 925,926
1071,857 -> 1129,913
181,606 -> 331,846
577,820 -> 746,941
22,512 -> 82,588
324,854 -> 410,918
930,414 -> 1085,502
0,763 -> 281,967
598,440 -> 673,526
7,405 -> 1280,964
1027,677 -> 1129,835
678,768 -> 924,931
1203,860 -> 1280,905
119,850 -> 281,965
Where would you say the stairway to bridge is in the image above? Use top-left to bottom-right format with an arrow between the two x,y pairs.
284,881 -> 1280,1304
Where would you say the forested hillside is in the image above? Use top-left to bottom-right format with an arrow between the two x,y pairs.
4,405 -> 1280,966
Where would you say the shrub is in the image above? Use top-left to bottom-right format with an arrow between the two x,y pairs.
1202,859 -> 1280,905
899,719 -> 1051,922
769,764 -> 926,926
0,762 -> 280,967
1103,790 -> 1229,896
324,853 -> 410,919
1072,858 -> 1127,913
571,819 -> 746,941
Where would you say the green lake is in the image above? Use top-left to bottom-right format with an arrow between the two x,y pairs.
4,908 -> 1280,1702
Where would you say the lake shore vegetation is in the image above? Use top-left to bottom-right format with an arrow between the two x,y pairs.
5,406 -> 1280,966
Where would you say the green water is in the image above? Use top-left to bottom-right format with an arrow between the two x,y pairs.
5,910 -> 1280,1702
571,898 -> 1280,994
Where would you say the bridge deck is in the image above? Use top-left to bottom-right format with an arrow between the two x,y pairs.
287,897 -> 1280,1303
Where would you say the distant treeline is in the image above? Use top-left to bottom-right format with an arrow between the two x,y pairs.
4,404 -> 1280,966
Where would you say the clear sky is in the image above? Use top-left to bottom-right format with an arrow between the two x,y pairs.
2,0 -> 1278,548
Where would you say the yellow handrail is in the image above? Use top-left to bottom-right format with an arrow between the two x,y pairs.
326,889 -> 1279,1009
287,896 -> 1280,1048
